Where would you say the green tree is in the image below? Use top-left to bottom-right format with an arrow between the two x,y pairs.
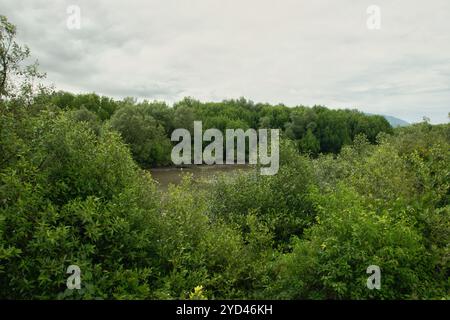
299,128 -> 320,155
110,104 -> 172,167
0,15 -> 45,101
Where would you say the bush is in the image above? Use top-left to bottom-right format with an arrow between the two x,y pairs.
209,140 -> 317,246
268,186 -> 440,299
0,111 -> 161,299
154,176 -> 274,299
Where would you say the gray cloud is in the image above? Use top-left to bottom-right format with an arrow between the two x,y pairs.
2,0 -> 449,123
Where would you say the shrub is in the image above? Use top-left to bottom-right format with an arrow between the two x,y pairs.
0,111 -> 161,299
209,140 -> 317,246
268,186 -> 439,299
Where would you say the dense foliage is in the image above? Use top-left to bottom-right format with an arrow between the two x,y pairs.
0,16 -> 448,300
1,97 -> 448,299
35,92 -> 393,167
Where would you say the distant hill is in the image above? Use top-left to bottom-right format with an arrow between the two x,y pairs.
366,113 -> 409,127
382,115 -> 410,127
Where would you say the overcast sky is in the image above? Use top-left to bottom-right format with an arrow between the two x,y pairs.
2,0 -> 450,123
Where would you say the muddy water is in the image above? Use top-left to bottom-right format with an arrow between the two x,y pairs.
149,164 -> 252,189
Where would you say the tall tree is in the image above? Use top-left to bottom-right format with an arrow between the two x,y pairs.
0,15 -> 44,101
